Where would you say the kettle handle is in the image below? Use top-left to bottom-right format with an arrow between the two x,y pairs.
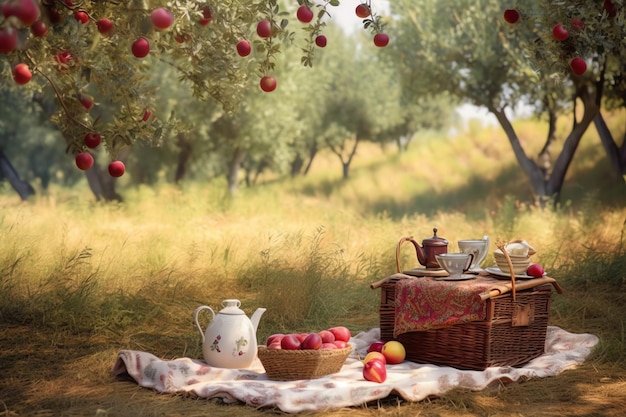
193,305 -> 215,343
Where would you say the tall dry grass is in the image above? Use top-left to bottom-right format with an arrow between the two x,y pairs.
0,112 -> 624,415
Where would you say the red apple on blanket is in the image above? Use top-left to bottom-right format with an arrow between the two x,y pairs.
382,341 -> 406,364
328,326 -> 351,342
362,351 -> 386,365
367,341 -> 385,353
301,333 -> 323,350
527,263 -> 545,278
363,358 -> 387,383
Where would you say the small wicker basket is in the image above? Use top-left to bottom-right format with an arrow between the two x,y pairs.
258,346 -> 352,381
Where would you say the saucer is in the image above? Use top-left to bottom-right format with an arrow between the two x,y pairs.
403,267 -> 449,277
485,267 -> 545,280
434,274 -> 476,281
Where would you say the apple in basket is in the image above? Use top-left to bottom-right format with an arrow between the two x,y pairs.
301,333 -> 323,350
318,330 -> 335,343
280,334 -> 301,350
381,341 -> 406,364
363,358 -> 387,383
328,326 -> 351,342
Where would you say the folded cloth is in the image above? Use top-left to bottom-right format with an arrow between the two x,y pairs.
112,326 -> 598,414
383,273 -> 563,337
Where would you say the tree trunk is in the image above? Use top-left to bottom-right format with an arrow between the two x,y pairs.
594,112 -> 626,181
227,147 -> 245,196
175,134 -> 192,184
84,148 -> 129,202
0,149 -> 35,201
490,83 -> 598,207
327,135 -> 360,180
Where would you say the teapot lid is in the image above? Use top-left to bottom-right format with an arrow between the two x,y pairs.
219,299 -> 245,315
423,228 -> 448,247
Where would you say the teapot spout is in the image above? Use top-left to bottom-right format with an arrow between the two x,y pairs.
250,307 -> 267,332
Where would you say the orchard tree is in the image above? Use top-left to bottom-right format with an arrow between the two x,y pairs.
389,0 -> 624,206
0,0 -> 396,199
505,1 -> 626,182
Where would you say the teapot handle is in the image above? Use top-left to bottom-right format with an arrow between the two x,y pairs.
193,305 -> 215,343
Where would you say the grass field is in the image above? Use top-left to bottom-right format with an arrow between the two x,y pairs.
1,114 -> 625,416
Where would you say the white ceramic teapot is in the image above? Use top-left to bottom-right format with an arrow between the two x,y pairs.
194,299 -> 266,369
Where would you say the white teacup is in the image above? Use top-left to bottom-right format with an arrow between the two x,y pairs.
458,236 -> 490,270
435,252 -> 474,277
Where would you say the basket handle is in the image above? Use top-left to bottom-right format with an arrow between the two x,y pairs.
496,242 -> 517,301
395,236 -> 420,273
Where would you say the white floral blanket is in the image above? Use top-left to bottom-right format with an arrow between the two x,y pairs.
112,326 -> 598,413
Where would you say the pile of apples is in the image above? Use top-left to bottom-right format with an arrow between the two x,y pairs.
362,340 -> 406,383
265,326 -> 351,350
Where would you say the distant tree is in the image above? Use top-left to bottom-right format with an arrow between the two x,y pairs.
389,0 -> 624,205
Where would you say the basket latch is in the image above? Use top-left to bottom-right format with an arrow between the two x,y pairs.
511,302 -> 535,327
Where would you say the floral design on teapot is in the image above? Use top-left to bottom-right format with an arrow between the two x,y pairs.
234,336 -> 248,357
210,335 -> 221,352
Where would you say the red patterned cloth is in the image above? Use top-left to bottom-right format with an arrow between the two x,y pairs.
394,277 -> 497,337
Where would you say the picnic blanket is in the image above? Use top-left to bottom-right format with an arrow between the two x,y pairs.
112,326 -> 598,413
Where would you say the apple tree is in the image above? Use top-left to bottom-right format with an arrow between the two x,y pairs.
387,0 -> 624,205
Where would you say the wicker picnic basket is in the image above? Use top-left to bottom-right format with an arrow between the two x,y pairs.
258,346 -> 352,381
377,242 -> 553,370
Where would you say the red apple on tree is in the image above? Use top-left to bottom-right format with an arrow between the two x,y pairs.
141,109 -> 153,122
355,4 -> 371,18
552,23 -> 569,41
74,10 -> 89,25
96,18 -> 114,36
83,132 -> 101,148
0,27 -> 18,54
75,152 -> 94,171
108,160 -> 125,177
570,57 -> 587,75
198,6 -> 212,26
296,5 -> 314,24
131,37 -> 150,58
236,40 -> 251,57
260,75 -> 277,92
14,0 -> 40,26
503,9 -> 520,24
30,20 -> 48,37
256,19 -> 272,38
373,33 -> 389,47
315,35 -> 327,48
571,18 -> 584,32
151,7 -> 174,30
12,63 -> 32,85
78,93 -> 94,110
